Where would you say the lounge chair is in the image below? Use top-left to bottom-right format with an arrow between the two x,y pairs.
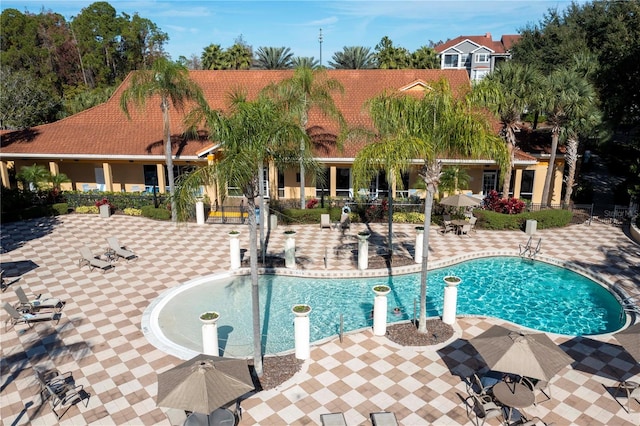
165,408 -> 188,426
79,247 -> 114,272
320,214 -> 331,230
3,302 -> 60,330
15,286 -> 65,313
370,411 -> 399,426
320,412 -> 347,426
106,237 -> 137,261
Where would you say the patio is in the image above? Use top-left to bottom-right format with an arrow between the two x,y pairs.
0,214 -> 639,425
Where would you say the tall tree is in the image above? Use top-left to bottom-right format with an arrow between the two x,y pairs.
329,46 -> 375,69
374,36 -> 410,69
120,58 -> 204,221
410,46 -> 440,69
539,69 -> 597,206
254,46 -> 294,69
119,12 -> 168,71
201,44 -> 226,70
176,92 -> 312,376
473,61 -> 540,196
264,68 -> 346,208
292,57 -> 319,69
0,69 -> 60,129
353,81 -> 508,334
225,40 -> 253,70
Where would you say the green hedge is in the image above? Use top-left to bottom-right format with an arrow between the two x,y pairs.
141,206 -> 171,220
52,203 -> 69,215
474,209 -> 573,230
279,207 -> 342,224
63,191 -> 167,210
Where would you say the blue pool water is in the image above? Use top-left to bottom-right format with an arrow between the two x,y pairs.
156,257 -> 625,357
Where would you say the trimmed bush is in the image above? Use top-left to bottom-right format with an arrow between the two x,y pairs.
141,205 -> 171,220
392,211 -> 425,224
76,205 -> 99,214
52,203 -> 69,215
280,207 -> 342,224
123,207 -> 142,216
474,208 -> 572,230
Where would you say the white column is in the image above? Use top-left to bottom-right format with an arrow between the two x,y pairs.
373,292 -> 388,336
442,277 -> 462,325
293,306 -> 311,360
200,313 -> 220,356
415,227 -> 424,263
285,232 -> 296,269
196,200 -> 205,225
358,234 -> 369,270
229,232 -> 241,270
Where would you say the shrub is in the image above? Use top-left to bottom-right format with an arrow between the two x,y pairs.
280,207 -> 341,224
52,203 -> 69,215
474,208 -> 572,230
76,205 -> 99,214
306,198 -> 319,209
123,207 -> 142,216
392,211 -> 425,224
141,205 -> 171,220
483,190 -> 526,214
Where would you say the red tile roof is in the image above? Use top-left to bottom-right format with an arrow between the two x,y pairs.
434,33 -> 520,54
1,69 -> 472,160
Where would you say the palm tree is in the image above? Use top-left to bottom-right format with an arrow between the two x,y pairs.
263,68 -> 346,208
439,166 -> 470,195
225,42 -> 253,70
254,47 -> 294,70
120,57 -> 204,222
539,69 -> 596,207
374,36 -> 411,69
353,80 -> 508,333
292,57 -> 319,69
410,46 -> 440,69
328,46 -> 376,69
201,44 -> 227,70
175,92 -> 311,376
16,164 -> 50,191
473,62 -> 540,197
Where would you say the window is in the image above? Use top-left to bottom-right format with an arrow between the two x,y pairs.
475,53 -> 489,63
482,171 -> 497,195
519,170 -> 535,201
278,171 -> 285,198
472,69 -> 490,81
335,167 -> 351,197
443,54 -> 459,68
460,53 -> 471,67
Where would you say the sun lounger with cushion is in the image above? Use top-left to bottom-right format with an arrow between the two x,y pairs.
15,286 -> 65,312
79,246 -> 114,272
3,302 -> 60,330
106,237 -> 137,261
320,412 -> 347,426
370,411 -> 399,426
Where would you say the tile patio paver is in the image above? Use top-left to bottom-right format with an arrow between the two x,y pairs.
0,214 -> 639,425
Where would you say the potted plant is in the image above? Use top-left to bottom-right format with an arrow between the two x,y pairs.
284,230 -> 296,236
228,230 -> 240,237
292,304 -> 312,317
372,284 -> 391,296
358,231 -> 370,239
199,311 -> 220,324
95,198 -> 113,218
443,275 -> 462,286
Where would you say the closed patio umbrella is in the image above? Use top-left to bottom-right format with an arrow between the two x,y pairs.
157,354 -> 254,415
614,323 -> 640,363
469,325 -> 573,382
439,194 -> 481,208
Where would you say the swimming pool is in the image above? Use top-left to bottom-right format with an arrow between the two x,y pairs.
148,257 -> 625,357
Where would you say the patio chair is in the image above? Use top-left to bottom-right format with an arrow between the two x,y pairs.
520,376 -> 551,405
320,412 -> 347,426
370,411 -> 399,426
3,302 -> 60,330
465,394 -> 505,426
106,237 -> 137,261
165,408 -> 188,426
614,381 -> 640,413
34,368 -> 74,401
469,216 -> 478,232
78,246 -> 114,272
335,212 -> 350,231
46,381 -> 89,420
465,373 -> 494,397
520,415 -> 554,426
15,286 -> 65,313
459,223 -> 472,236
320,214 -> 331,230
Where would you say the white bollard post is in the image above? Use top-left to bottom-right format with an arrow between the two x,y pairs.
372,285 -> 390,336
196,200 -> 205,225
358,232 -> 370,270
292,305 -> 311,359
200,312 -> 220,356
229,231 -> 241,270
284,231 -> 296,269
415,226 -> 424,263
442,276 -> 462,325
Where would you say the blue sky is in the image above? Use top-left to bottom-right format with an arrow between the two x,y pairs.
3,1 -> 585,64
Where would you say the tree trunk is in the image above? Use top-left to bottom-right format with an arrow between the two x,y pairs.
541,129 -> 559,207
563,137 -> 579,207
247,194 -> 263,376
162,97 -> 177,222
502,143 -> 514,197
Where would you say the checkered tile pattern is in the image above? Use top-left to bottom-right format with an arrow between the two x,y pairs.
1,214 -> 639,425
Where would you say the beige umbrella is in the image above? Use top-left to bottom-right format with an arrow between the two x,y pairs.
614,323 -> 640,363
157,354 -> 254,414
469,325 -> 573,381
439,194 -> 481,207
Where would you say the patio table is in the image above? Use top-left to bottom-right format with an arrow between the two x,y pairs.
492,381 -> 535,422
